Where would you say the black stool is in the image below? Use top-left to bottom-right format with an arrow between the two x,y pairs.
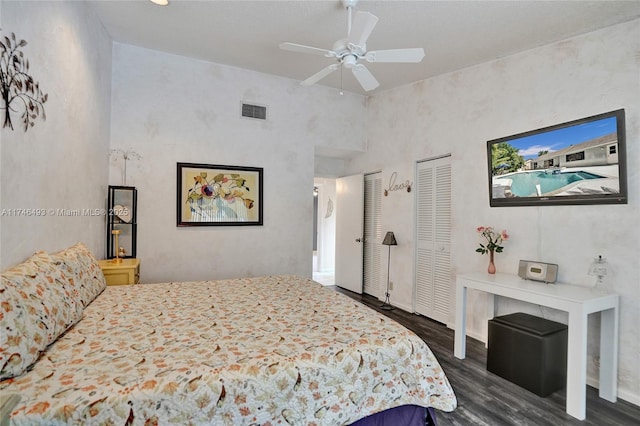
487,312 -> 567,397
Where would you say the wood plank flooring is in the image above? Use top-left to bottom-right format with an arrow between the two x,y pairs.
332,286 -> 640,426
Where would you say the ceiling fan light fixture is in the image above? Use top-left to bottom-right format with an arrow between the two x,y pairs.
342,55 -> 357,69
149,0 -> 169,6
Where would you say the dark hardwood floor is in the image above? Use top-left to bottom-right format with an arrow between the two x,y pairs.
332,286 -> 640,426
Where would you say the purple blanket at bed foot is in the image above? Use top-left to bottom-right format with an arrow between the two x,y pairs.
349,405 -> 437,426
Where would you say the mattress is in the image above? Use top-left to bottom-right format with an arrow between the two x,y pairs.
1,275 -> 456,424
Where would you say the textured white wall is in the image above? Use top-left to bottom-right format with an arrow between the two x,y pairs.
109,43 -> 366,283
314,155 -> 346,178
348,20 -> 640,404
377,163 -> 416,312
0,1 -> 112,268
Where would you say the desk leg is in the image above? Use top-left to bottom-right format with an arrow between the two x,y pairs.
599,307 -> 618,402
566,309 -> 588,420
485,293 -> 495,348
454,284 -> 467,359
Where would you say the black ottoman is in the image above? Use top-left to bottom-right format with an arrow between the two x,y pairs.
487,312 -> 568,397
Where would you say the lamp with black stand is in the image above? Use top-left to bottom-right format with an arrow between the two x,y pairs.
381,231 -> 397,310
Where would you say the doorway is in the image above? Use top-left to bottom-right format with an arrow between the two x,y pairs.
313,178 -> 336,286
333,172 -> 382,295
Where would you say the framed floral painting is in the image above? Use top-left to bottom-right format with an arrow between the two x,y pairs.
177,162 -> 263,226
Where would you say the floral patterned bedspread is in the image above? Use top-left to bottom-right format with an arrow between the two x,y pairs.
1,275 -> 456,425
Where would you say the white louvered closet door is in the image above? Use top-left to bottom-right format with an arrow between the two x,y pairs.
363,173 -> 382,297
415,156 -> 452,324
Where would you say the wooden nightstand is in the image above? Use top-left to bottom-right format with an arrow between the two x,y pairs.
98,258 -> 140,285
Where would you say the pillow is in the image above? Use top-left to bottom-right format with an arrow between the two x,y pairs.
50,242 -> 107,308
0,251 -> 83,379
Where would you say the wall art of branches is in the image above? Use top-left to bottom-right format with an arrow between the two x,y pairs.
0,32 -> 48,132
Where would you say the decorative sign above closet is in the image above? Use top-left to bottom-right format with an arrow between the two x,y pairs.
384,171 -> 412,196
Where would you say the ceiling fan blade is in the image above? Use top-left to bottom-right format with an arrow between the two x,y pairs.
348,11 -> 378,48
279,42 -> 336,58
365,48 -> 425,63
351,64 -> 379,92
301,64 -> 340,86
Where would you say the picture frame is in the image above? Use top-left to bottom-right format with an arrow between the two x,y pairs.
177,162 -> 263,226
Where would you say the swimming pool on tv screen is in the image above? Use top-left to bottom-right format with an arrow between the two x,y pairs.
498,171 -> 605,197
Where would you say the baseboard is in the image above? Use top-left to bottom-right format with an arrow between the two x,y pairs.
466,330 -> 487,345
446,322 -> 487,344
618,389 -> 640,407
587,376 -> 640,407
388,300 -> 413,313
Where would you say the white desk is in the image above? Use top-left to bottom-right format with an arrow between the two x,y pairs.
454,272 -> 619,421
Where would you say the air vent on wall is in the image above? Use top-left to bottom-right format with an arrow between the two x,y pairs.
241,103 -> 267,120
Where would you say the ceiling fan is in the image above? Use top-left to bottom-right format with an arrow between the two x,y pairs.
279,0 -> 425,92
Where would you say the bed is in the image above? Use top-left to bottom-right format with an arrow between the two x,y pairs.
1,244 -> 456,425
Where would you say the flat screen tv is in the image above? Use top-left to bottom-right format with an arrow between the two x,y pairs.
487,109 -> 627,207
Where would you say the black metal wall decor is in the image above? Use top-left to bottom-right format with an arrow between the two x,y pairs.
0,32 -> 48,131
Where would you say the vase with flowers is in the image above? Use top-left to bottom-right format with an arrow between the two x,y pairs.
476,226 -> 508,274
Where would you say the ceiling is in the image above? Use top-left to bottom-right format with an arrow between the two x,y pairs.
90,0 -> 640,96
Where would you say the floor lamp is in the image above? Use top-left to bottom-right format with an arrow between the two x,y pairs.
381,231 -> 397,310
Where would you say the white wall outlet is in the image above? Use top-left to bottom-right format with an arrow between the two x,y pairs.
389,281 -> 394,290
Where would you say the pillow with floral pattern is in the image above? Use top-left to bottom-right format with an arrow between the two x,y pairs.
0,251 -> 83,379
50,242 -> 106,308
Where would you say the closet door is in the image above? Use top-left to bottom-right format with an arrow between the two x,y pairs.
363,173 -> 382,297
415,156 -> 451,324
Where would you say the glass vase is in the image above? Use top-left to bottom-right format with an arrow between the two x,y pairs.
488,250 -> 496,274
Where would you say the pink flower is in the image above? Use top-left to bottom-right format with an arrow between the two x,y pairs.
476,225 -> 508,255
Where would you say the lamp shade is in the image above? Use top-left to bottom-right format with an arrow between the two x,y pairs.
382,231 -> 397,246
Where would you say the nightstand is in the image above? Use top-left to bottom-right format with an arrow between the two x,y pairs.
98,258 -> 140,285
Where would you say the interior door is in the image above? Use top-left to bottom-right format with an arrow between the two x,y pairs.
335,174 -> 364,294
363,173 -> 382,297
415,155 -> 452,324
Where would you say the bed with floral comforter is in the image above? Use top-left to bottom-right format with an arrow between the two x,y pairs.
1,249 -> 456,425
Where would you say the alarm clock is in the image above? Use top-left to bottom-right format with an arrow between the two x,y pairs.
518,260 -> 558,283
